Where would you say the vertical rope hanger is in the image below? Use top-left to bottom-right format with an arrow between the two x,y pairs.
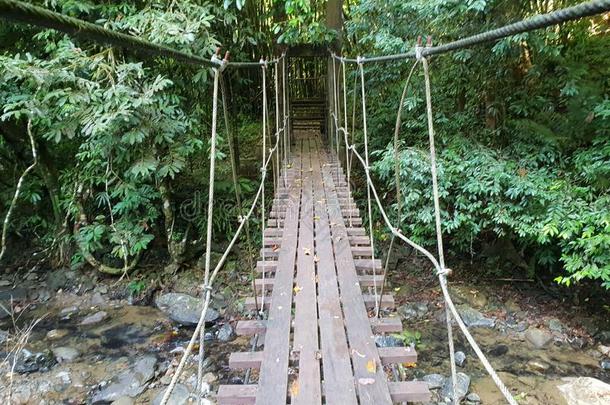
341,60 -> 353,229
377,58 -> 420,317
259,60 -> 268,316
417,40 -> 458,405
357,59 -> 380,316
282,56 -> 288,186
275,62 -> 281,189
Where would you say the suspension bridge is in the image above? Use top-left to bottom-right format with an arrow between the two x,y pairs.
1,0 -> 610,404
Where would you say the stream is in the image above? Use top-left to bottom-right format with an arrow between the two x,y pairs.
0,264 -> 609,404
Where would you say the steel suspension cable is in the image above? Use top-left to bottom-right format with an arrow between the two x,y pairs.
333,0 -> 610,64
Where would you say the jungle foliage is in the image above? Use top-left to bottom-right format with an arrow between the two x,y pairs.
0,0 -> 609,290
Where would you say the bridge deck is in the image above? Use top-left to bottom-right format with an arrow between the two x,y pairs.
218,132 -> 430,404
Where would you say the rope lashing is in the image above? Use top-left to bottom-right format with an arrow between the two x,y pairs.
333,0 -> 610,64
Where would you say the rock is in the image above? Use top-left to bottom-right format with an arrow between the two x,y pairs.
0,329 -> 7,345
398,301 -> 429,321
569,337 -> 586,350
13,349 -> 57,374
96,285 -> 109,294
52,347 -> 80,363
455,351 -> 466,367
156,293 -> 219,325
488,344 -> 509,357
202,372 -> 218,384
91,355 -> 157,403
111,397 -> 135,405
46,269 -> 72,291
217,323 -> 235,342
60,305 -> 79,317
548,318 -> 564,333
466,392 -> 481,403
440,372 -> 470,402
457,305 -> 495,328
37,288 -> 51,302
597,330 -> 610,345
557,377 -> 610,405
46,329 -> 68,340
600,359 -> 610,370
80,310 -> 108,325
599,345 -> 610,357
526,359 -> 550,374
422,374 -> 445,390
90,292 -> 106,307
0,279 -> 10,286
152,383 -> 191,405
374,335 -> 404,347
525,328 -> 553,349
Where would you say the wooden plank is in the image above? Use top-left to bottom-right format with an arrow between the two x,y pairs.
378,346 -> 417,365
319,138 -> 393,404
255,278 -> 274,292
357,274 -> 385,287
370,317 -> 403,333
255,134 -> 302,405
311,137 -> 358,404
362,294 -> 395,309
256,261 -> 277,274
229,351 -> 263,369
388,381 -> 431,403
235,320 -> 266,336
354,259 -> 382,272
217,385 -> 257,405
291,137 -> 322,405
235,317 -> 400,336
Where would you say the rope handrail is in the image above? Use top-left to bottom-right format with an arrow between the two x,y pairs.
330,54 -> 518,405
332,0 -> 610,64
0,0 -> 285,69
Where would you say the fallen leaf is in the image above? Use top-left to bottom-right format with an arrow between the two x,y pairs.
366,359 -> 376,373
358,378 -> 375,385
293,285 -> 302,293
313,255 -> 320,263
289,380 -> 300,397
272,244 -> 280,252
314,215 -> 320,221
303,247 -> 311,255
404,362 -> 417,368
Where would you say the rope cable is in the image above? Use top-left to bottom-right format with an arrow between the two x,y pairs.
333,0 -> 610,64
196,64 -> 221,402
260,61 -> 268,316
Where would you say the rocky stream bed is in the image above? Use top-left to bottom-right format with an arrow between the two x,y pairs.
0,260 -> 609,404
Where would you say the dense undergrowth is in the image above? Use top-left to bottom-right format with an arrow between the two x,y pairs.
0,0 -> 608,290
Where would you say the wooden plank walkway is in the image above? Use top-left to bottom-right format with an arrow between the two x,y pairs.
218,131 -> 430,405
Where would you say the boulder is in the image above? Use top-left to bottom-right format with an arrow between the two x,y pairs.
217,323 -> 235,342
80,311 -> 108,325
525,328 -> 553,349
557,377 -> 610,405
156,293 -> 219,325
440,372 -> 470,403
152,384 -> 192,405
422,374 -> 445,390
52,347 -> 80,363
91,355 -> 157,403
455,351 -> 466,367
397,301 -> 429,321
457,305 -> 495,328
